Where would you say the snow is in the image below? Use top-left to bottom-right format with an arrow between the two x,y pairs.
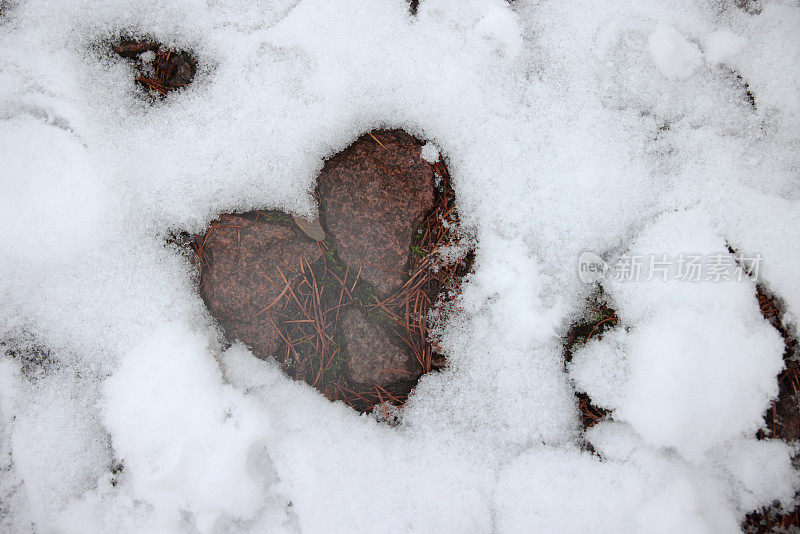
648,25 -> 702,79
0,0 -> 799,532
493,443 -> 743,533
102,328 -> 276,531
420,141 -> 440,163
704,30 -> 747,66
570,210 -> 785,461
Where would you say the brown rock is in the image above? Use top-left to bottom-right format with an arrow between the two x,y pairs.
317,130 -> 436,298
197,213 -> 322,359
111,40 -> 159,58
340,307 -> 414,387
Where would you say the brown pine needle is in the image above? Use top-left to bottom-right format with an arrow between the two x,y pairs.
250,282 -> 292,318
367,132 -> 392,152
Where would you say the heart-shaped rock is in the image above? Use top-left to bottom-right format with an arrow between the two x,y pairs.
194,130 -> 465,412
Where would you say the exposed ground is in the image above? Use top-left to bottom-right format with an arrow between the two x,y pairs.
112,39 -> 196,96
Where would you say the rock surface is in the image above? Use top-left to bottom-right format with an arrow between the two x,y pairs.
197,213 -> 322,358
317,129 -> 436,298
340,307 -> 412,387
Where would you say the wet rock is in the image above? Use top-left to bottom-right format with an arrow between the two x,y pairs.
197,213 -> 322,359
317,130 -> 436,299
340,307 -> 414,387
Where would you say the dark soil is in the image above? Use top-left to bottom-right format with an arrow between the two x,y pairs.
193,130 -> 471,412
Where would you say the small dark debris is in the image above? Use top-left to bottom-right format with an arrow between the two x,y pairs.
735,0 -> 762,15
564,293 -> 618,431
112,39 -> 197,96
2,338 -> 55,380
111,40 -> 159,59
576,392 -> 609,430
0,0 -> 14,21
564,295 -> 618,365
733,72 -> 757,110
109,460 -> 124,487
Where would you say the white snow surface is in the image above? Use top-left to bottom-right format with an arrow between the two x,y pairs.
0,0 -> 799,532
420,141 -> 440,163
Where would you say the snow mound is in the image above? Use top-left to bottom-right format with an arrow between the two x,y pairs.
570,210 -> 785,461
